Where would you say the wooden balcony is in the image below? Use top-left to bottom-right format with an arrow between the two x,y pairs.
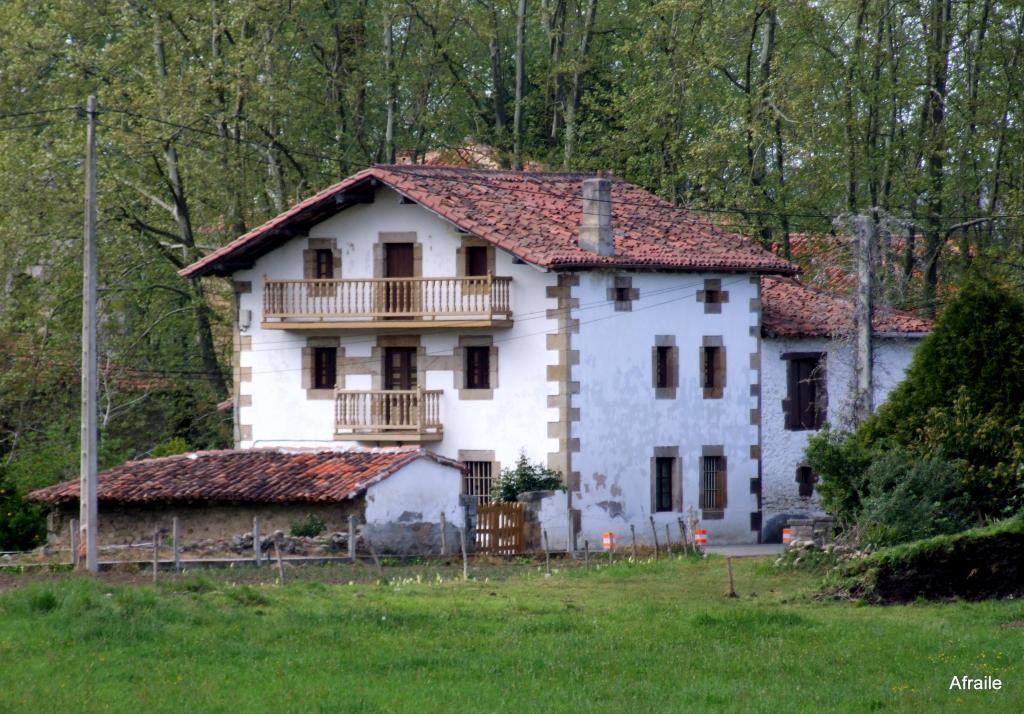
334,388 -> 443,442
262,275 -> 513,330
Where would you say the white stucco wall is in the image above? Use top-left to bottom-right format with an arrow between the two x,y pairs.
760,335 -> 921,537
363,458 -> 463,526
568,272 -> 763,545
232,184 -> 559,481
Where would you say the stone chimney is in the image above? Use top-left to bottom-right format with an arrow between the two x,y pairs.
578,177 -> 613,256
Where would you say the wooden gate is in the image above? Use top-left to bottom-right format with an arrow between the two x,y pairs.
475,502 -> 525,555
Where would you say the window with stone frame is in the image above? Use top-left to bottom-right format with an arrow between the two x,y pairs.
312,347 -> 337,390
652,338 -> 679,398
700,454 -> 727,516
313,249 -> 334,279
700,339 -> 726,399
783,352 -> 827,430
463,460 -> 493,506
697,278 -> 730,314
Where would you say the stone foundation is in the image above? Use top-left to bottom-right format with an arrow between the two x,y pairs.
786,516 -> 834,549
46,501 -> 364,547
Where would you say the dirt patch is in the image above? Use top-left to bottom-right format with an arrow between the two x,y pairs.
1000,620 -> 1024,629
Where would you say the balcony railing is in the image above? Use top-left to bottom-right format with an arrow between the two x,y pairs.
263,275 -> 512,328
335,388 -> 443,442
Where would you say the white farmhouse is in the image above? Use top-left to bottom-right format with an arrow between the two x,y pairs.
174,165 -> 927,546
759,276 -> 931,539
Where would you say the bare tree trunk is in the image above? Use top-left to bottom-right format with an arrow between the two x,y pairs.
384,14 -> 397,164
563,0 -> 598,169
920,0 -> 952,318
487,2 -> 509,161
513,0 -> 528,170
152,14 -> 227,396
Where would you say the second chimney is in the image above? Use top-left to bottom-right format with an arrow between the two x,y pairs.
578,177 -> 613,256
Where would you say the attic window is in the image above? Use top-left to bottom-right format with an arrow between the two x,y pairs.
697,279 -> 730,314
607,276 -> 639,311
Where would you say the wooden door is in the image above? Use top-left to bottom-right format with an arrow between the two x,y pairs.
383,347 -> 417,425
383,243 -> 415,316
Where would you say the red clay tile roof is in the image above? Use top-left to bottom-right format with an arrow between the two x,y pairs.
28,447 -> 462,506
761,276 -> 933,338
180,165 -> 798,277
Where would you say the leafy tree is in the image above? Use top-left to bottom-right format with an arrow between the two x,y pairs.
491,452 -> 564,502
809,279 -> 1024,541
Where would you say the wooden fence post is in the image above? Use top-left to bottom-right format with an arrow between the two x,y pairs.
677,518 -> 689,555
665,524 -> 671,555
649,516 -> 660,560
274,537 -> 286,585
70,518 -> 79,569
439,511 -> 448,556
727,557 -> 738,598
543,530 -> 551,576
458,527 -> 469,581
348,514 -> 357,562
253,516 -> 261,567
584,540 -> 590,570
172,516 -> 181,573
630,524 -> 638,560
152,528 -> 160,585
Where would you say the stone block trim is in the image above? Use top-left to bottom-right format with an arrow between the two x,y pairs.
547,273 -> 581,496
607,275 -> 640,311
697,278 -> 730,314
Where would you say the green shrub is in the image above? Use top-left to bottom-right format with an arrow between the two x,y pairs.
491,452 -> 564,502
151,437 -> 190,458
807,278 -> 1024,543
0,481 -> 46,551
290,514 -> 326,538
857,448 -> 975,546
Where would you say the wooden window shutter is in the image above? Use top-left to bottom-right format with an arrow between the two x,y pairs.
312,347 -> 337,390
714,346 -> 726,389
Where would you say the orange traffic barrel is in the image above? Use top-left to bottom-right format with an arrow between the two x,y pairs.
602,531 -> 615,551
782,527 -> 792,545
694,528 -> 708,546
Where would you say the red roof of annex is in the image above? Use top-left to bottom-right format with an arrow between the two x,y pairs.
761,276 -> 933,338
180,165 -> 798,277
28,447 -> 462,506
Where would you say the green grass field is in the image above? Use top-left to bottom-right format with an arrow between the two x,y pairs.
1,556 -> 1021,712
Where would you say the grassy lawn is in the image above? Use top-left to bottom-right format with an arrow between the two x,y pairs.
1,556 -> 1021,713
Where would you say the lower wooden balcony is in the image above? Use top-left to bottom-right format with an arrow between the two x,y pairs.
334,388 -> 443,443
263,276 -> 512,330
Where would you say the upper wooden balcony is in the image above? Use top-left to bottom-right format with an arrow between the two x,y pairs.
334,388 -> 443,443
262,275 -> 513,330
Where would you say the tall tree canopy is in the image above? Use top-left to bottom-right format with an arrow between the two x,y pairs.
1,0 -> 1023,508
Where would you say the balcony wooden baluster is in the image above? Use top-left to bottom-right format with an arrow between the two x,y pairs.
334,388 -> 443,442
263,275 -> 512,329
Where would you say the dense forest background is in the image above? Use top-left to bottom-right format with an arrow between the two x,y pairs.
1,0 -> 1022,521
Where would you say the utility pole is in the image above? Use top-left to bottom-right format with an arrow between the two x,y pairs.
853,209 -> 875,423
80,95 -> 99,573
